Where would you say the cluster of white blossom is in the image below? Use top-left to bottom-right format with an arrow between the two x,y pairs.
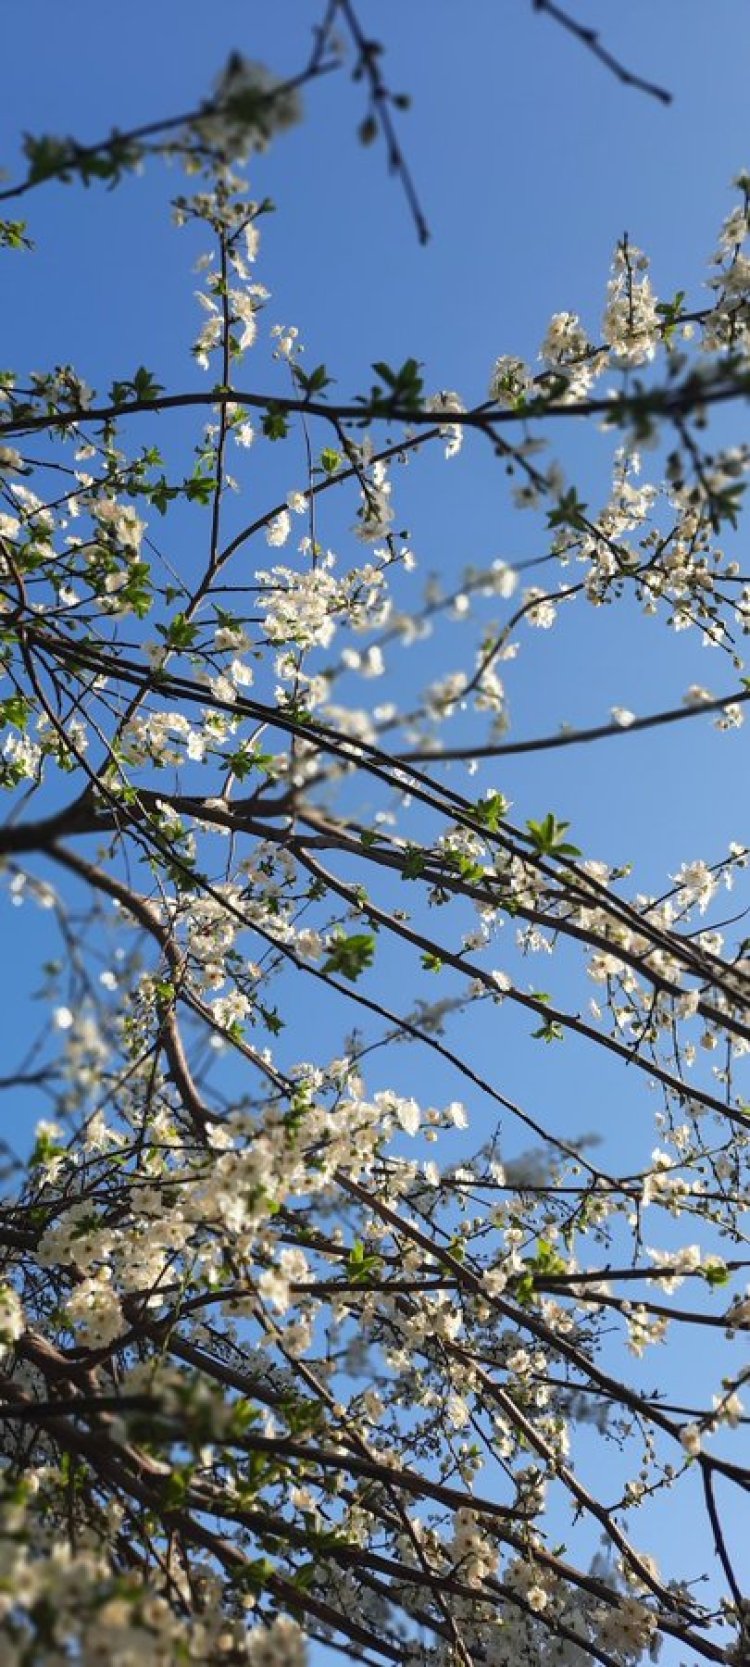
257,547 -> 391,653
194,55 -> 304,162
602,240 -> 661,365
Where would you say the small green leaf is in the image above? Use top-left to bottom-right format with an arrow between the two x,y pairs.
132,365 -> 164,402
547,487 -> 589,532
472,792 -> 509,832
159,612 -> 199,651
702,1264 -> 730,1289
402,846 -> 426,880
0,219 -> 31,251
262,405 -> 289,441
531,1019 -> 565,1044
293,363 -> 333,396
322,931 -> 376,982
0,695 -> 31,731
526,813 -> 581,859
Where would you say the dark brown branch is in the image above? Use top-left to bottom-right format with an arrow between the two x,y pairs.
2,365 -> 749,442
400,686 -> 750,761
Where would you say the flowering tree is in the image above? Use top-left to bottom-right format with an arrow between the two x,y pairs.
0,9 -> 749,1665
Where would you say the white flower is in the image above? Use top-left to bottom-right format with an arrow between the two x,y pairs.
425,389 -> 466,457
266,510 -> 292,547
93,497 -> 145,554
672,859 -> 718,914
446,1393 -> 471,1428
67,1271 -> 125,1348
539,311 -> 596,400
229,287 -> 261,352
195,57 -> 303,162
523,587 -> 557,628
271,323 -> 300,360
396,1097 -> 421,1136
355,461 -> 393,541
602,240 -> 660,365
715,702 -> 744,730
489,355 -> 532,405
229,658 -> 254,688
247,1615 -> 307,1667
0,1284 -> 24,1355
712,1390 -> 744,1427
214,625 -> 249,652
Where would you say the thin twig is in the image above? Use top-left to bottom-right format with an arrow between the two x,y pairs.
532,0 -> 672,104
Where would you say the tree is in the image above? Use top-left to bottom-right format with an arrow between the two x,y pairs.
0,6 -> 749,1665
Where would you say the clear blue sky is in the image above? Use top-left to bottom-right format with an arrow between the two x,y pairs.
2,4 -> 749,1660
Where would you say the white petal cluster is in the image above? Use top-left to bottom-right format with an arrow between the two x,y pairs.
602,241 -> 660,364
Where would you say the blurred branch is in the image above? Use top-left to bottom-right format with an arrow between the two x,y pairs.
532,0 -> 672,104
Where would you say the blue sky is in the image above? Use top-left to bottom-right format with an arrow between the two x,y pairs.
2,3 -> 750,1661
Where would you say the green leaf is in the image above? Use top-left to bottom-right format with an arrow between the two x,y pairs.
262,405 -> 289,441
655,289 -> 686,341
526,813 -> 581,859
225,747 -> 276,781
363,357 -> 425,413
132,365 -> 165,402
30,1132 -> 67,1169
183,469 -> 214,505
0,219 -> 31,251
347,1239 -> 383,1283
229,1557 -> 276,1595
118,561 -> 153,618
0,695 -> 31,731
159,612 -> 199,651
148,475 -> 179,515
524,1238 -> 568,1278
547,487 -> 589,532
472,791 -> 510,832
514,1272 -> 536,1307
23,133 -> 73,185
402,846 -> 426,880
259,1003 -> 284,1036
531,1019 -> 565,1044
445,851 -> 486,884
293,363 -> 333,396
702,1264 -> 730,1289
322,931 -> 376,982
